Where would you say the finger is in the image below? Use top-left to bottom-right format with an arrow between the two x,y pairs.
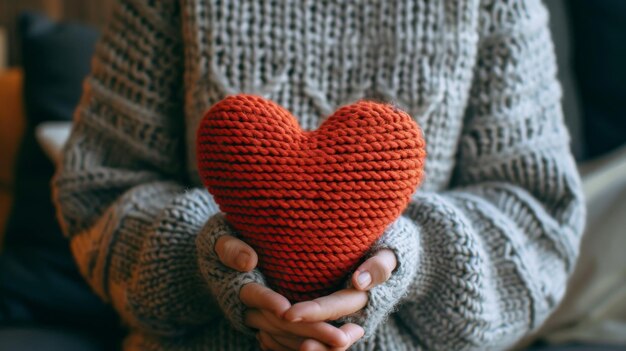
279,318 -> 348,347
246,310 -> 291,336
258,332 -> 294,351
215,235 -> 258,272
300,324 -> 364,351
337,323 -> 365,348
352,249 -> 397,290
267,333 -> 304,350
257,335 -> 268,351
284,289 -> 368,323
300,339 -> 329,351
247,310 -> 349,348
240,283 -> 291,317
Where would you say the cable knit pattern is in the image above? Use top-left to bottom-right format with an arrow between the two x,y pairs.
53,0 -> 585,350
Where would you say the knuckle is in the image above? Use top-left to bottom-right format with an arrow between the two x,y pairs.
223,238 -> 240,257
372,257 -> 392,282
320,299 -> 345,320
220,239 -> 246,267
215,236 -> 231,258
311,299 -> 325,315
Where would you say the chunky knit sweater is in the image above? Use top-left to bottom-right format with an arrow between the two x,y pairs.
53,0 -> 585,350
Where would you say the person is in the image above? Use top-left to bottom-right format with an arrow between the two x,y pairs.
52,0 -> 586,350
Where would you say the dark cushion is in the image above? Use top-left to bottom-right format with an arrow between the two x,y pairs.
0,12 -> 120,337
568,0 -> 626,160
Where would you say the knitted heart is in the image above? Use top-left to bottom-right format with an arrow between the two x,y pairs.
197,95 -> 426,302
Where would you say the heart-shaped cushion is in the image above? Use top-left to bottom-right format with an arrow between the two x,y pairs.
197,95 -> 426,302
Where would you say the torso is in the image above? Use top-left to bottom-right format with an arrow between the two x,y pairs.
180,0 -> 481,191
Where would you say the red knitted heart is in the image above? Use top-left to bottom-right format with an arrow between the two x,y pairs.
196,95 -> 426,302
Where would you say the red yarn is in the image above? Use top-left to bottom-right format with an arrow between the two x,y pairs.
197,94 -> 426,302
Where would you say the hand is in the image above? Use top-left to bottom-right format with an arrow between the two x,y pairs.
278,249 -> 398,351
214,235 -> 359,350
241,283 -> 362,351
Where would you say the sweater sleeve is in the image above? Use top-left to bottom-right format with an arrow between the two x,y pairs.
348,1 -> 586,350
53,0 -> 261,336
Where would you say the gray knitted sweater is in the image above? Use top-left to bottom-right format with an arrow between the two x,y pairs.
53,0 -> 585,350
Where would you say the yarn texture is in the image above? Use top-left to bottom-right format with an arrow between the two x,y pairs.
53,0 -> 586,350
197,95 -> 426,301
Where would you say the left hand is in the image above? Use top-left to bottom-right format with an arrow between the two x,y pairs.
258,249 -> 397,351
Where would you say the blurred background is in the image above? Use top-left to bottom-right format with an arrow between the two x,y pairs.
0,0 -> 625,350
0,0 -> 113,65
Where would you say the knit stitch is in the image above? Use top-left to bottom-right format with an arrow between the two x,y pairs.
196,95 -> 426,302
53,0 -> 585,350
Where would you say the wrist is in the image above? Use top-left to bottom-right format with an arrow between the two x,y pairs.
196,213 -> 265,335
342,216 -> 420,338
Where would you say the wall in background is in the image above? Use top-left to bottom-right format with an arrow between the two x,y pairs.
0,0 -> 114,66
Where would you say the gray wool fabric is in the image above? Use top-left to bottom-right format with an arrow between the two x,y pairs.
53,0 -> 586,350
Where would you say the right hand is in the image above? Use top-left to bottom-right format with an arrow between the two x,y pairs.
215,235 -> 362,351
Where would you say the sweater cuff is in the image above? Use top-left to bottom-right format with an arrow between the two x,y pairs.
342,216 -> 421,338
196,213 -> 265,336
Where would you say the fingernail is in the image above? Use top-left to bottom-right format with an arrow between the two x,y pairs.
290,317 -> 302,322
236,252 -> 250,269
357,271 -> 371,288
